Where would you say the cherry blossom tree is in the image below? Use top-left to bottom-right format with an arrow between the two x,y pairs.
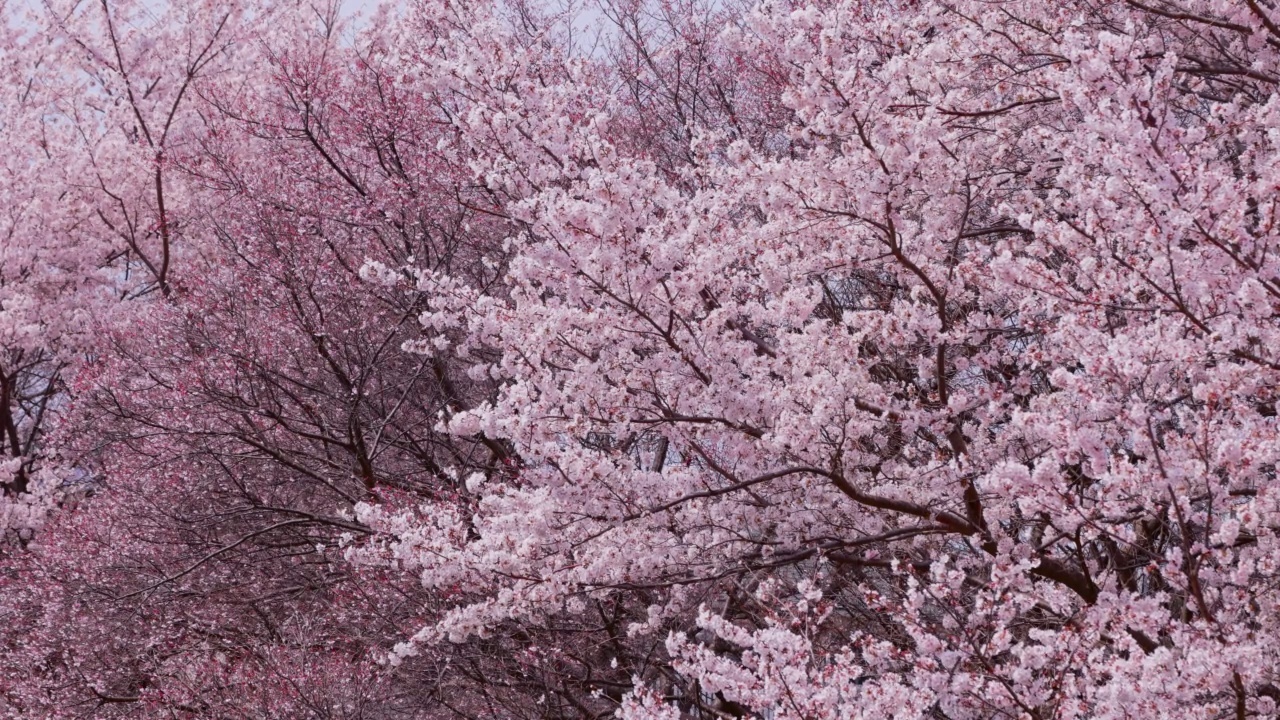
0,3 -> 525,716
0,0 -> 296,538
6,0 -> 1280,718
356,0 -> 1280,718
